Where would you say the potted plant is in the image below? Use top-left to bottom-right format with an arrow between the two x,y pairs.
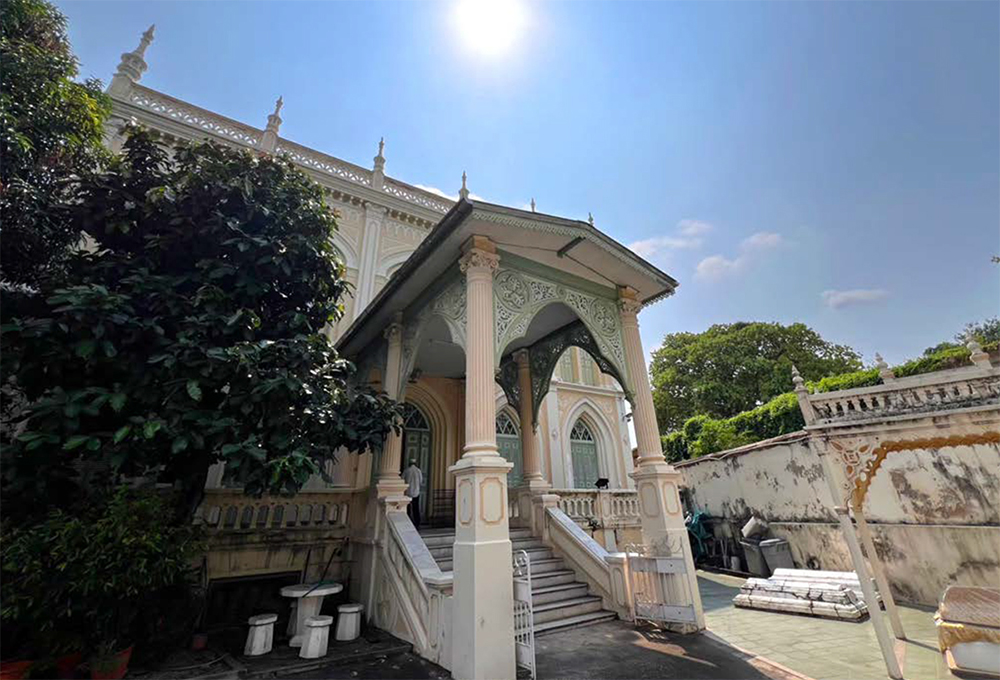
87,641 -> 132,680
1,488 -> 202,680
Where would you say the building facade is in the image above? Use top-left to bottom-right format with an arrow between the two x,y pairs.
101,27 -> 704,679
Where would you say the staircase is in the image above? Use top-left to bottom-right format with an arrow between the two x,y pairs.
418,526 -> 617,635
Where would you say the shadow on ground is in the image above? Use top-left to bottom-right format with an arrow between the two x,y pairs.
535,621 -> 802,680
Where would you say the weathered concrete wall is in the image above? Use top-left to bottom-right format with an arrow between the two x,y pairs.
677,433 -> 1000,605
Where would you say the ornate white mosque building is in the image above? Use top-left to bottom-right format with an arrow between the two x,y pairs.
103,26 -> 703,680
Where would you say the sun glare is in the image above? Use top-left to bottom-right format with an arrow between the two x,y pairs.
453,0 -> 527,58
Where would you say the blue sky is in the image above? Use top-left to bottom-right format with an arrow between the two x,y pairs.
59,0 -> 998,365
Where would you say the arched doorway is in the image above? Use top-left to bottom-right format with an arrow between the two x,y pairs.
401,403 -> 432,517
570,418 -> 600,488
496,411 -> 523,486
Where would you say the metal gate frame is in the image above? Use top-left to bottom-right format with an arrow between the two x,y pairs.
513,549 -> 536,679
625,543 -> 697,626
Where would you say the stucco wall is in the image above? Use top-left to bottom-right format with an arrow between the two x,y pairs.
677,433 -> 1000,605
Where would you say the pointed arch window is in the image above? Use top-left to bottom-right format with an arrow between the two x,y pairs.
496,411 -> 523,485
570,418 -> 599,488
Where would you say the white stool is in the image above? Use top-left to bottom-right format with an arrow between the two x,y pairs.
299,615 -> 333,659
335,603 -> 364,641
244,613 -> 278,656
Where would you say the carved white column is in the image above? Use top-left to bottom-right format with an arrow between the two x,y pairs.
375,314 -> 408,500
619,286 -> 705,631
354,203 -> 387,320
449,237 -> 515,680
514,350 -> 548,492
813,439 -> 902,679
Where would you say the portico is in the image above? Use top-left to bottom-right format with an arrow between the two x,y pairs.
337,199 -> 704,678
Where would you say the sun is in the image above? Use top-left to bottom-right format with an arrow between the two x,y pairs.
453,0 -> 527,58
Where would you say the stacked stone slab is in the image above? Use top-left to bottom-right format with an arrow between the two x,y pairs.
733,576 -> 869,620
770,568 -> 881,605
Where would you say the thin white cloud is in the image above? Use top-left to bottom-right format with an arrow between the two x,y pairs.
695,231 -> 783,281
628,219 -> 713,260
412,184 -> 486,202
821,288 -> 889,309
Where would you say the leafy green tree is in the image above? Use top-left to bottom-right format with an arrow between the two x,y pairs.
0,0 -> 110,286
650,322 -> 861,430
958,317 -> 1000,345
1,129 -> 400,522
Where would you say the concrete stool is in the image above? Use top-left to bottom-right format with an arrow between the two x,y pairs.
335,603 -> 364,641
244,613 -> 278,656
299,615 -> 334,659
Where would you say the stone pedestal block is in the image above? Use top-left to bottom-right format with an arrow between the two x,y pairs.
300,615 -> 333,659
244,613 -> 277,656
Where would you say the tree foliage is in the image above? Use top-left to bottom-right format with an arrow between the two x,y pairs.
650,321 -> 861,431
0,0 -> 110,285
1,129 -> 401,521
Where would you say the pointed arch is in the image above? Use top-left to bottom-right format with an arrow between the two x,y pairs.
402,381 -> 456,524
561,397 -> 623,489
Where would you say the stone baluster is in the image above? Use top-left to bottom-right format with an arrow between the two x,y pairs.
618,286 -> 705,631
449,237 -> 515,680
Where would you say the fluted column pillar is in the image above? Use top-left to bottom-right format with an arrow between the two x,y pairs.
514,350 -> 548,490
450,237 -> 515,680
619,286 -> 704,631
375,314 -> 408,500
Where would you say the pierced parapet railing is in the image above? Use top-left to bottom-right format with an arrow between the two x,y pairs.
808,367 -> 1000,425
550,489 -> 641,529
198,490 -> 354,532
275,140 -> 373,187
382,177 -> 452,214
128,86 -> 263,147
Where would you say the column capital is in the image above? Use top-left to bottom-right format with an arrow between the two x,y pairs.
617,286 -> 643,317
459,236 -> 499,275
383,312 -> 404,345
513,348 -> 530,366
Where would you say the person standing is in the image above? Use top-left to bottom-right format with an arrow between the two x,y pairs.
402,458 -> 423,528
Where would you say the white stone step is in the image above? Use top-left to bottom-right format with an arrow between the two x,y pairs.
533,611 -> 617,636
432,545 -> 552,563
531,583 -> 591,605
530,570 -> 578,589
532,596 -> 604,624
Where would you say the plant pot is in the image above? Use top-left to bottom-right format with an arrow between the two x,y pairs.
190,632 -> 208,651
56,652 -> 83,679
0,661 -> 33,680
89,646 -> 132,680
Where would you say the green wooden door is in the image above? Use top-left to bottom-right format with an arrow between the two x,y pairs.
401,404 -> 432,517
570,419 -> 600,488
496,412 -> 523,486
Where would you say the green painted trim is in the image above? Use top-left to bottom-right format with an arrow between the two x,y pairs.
403,262 -> 463,323
497,250 -> 618,300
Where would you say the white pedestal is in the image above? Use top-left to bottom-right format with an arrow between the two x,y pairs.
335,603 -> 364,641
280,582 -> 343,647
244,613 -> 277,656
300,615 -> 333,659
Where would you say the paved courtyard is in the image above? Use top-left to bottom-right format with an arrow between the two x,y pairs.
700,572 -> 956,680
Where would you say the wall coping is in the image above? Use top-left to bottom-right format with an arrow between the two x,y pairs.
673,430 -> 809,469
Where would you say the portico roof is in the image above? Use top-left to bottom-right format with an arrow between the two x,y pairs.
336,199 -> 678,358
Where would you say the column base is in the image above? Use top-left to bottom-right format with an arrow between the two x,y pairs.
374,475 -> 409,503
449,454 -> 515,680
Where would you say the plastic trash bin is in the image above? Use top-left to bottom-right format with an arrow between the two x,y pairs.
740,538 -> 769,576
760,538 -> 795,571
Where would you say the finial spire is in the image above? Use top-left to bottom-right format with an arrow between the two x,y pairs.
459,171 -> 469,200
259,96 -> 283,153
588,212 -> 595,226
371,136 -> 386,189
530,198 -> 536,213
875,353 -> 895,382
968,338 -> 992,368
791,365 -> 806,391
108,24 -> 156,96
138,25 -> 155,57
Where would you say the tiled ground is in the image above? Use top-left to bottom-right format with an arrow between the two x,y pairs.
700,572 -> 956,680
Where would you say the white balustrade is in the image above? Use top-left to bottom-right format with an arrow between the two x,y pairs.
549,489 -> 640,529
808,367 -> 1000,425
198,490 -> 354,532
383,178 -> 452,214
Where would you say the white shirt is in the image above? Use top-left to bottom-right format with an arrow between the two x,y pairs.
403,465 -> 423,498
